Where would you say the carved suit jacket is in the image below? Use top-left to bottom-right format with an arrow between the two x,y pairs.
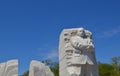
66,36 -> 96,65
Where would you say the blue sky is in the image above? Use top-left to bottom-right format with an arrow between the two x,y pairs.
0,0 -> 120,75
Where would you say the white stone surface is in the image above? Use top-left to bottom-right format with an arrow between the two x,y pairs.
0,63 -> 6,76
0,59 -> 18,76
29,60 -> 54,76
59,27 -> 99,76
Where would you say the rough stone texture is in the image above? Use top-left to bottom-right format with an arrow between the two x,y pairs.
29,60 -> 54,76
0,63 -> 6,76
0,59 -> 18,76
59,28 -> 99,76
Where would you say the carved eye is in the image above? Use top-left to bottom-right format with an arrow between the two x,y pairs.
79,30 -> 83,32
64,33 -> 68,36
64,38 -> 70,43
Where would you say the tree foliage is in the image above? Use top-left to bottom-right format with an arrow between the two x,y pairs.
42,59 -> 59,76
98,63 -> 114,76
111,56 -> 120,71
98,56 -> 120,76
22,56 -> 120,76
21,71 -> 29,76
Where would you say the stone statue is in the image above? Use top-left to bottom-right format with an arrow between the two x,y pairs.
59,28 -> 99,76
29,60 -> 54,76
0,59 -> 18,76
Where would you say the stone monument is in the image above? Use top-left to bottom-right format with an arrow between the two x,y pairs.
29,60 -> 54,76
0,59 -> 18,76
59,28 -> 99,76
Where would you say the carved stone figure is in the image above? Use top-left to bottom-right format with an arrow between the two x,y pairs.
0,59 -> 18,76
29,60 -> 54,76
59,28 -> 99,76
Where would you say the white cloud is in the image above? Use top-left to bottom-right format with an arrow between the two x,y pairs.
46,49 -> 58,59
98,26 -> 120,38
37,47 -> 58,60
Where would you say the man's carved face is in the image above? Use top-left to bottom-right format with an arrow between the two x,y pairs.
77,28 -> 85,37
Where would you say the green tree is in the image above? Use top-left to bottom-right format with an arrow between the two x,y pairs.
110,70 -> 120,76
98,63 -> 114,76
22,71 -> 29,76
50,62 -> 59,76
21,57 -> 120,76
42,59 -> 59,76
111,56 -> 120,71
